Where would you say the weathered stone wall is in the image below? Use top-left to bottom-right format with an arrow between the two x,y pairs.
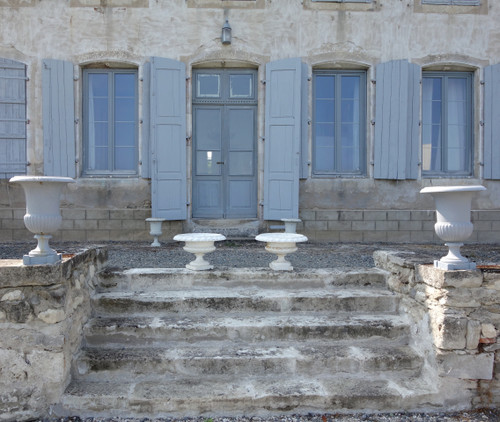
374,251 -> 500,408
0,248 -> 107,421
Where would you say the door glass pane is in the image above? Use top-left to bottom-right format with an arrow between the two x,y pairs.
229,109 -> 254,150
195,109 -> 222,150
230,74 -> 253,98
229,151 -> 253,175
196,150 -> 221,175
197,74 -> 220,98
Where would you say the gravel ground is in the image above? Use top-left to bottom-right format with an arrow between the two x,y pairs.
3,240 -> 500,269
29,409 -> 500,422
4,240 -> 499,422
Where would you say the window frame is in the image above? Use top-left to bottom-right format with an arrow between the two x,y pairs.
421,71 -> 474,177
82,68 -> 139,177
421,0 -> 479,5
312,69 -> 367,177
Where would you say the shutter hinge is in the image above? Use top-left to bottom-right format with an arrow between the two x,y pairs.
308,76 -> 312,81
308,119 -> 312,125
74,118 -> 79,124
417,161 -> 422,166
186,136 -> 191,144
371,120 -> 375,126
26,119 -> 30,124
479,162 -> 484,166
261,79 -> 266,84
26,161 -> 31,167
139,160 -> 142,165
260,136 -> 265,142
139,77 -> 143,82
307,161 -> 311,166
75,159 -> 79,163
419,120 -> 422,126
480,121 -> 485,126
139,119 -> 143,124
186,202 -> 191,206
371,79 -> 376,85
480,80 -> 485,85
259,201 -> 264,206
186,76 -> 191,81
370,161 -> 374,165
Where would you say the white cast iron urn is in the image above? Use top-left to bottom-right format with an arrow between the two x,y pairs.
173,233 -> 226,271
10,176 -> 75,265
420,185 -> 486,270
255,232 -> 308,271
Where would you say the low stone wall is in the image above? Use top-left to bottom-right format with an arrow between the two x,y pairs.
0,248 -> 107,421
374,250 -> 500,408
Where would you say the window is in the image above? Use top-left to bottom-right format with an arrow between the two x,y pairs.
313,70 -> 366,175
422,72 -> 473,176
312,0 -> 370,2
83,69 -> 138,175
422,0 -> 479,4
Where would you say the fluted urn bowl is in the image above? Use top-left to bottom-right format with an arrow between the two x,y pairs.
420,185 -> 486,270
10,176 -> 75,265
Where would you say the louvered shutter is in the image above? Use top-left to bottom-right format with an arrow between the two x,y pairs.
150,57 -> 187,220
484,64 -> 500,179
374,60 -> 420,180
42,59 -> 76,177
0,58 -> 27,178
263,58 -> 304,220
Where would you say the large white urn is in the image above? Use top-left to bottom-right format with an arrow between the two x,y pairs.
10,176 -> 75,265
420,185 -> 486,270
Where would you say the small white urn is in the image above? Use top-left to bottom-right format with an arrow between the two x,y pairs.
146,218 -> 165,247
173,233 -> 226,271
10,176 -> 75,265
255,232 -> 308,271
420,185 -> 486,270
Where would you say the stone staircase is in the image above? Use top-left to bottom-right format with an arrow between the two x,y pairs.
57,268 -> 441,418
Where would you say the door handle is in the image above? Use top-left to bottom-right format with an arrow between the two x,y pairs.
216,161 -> 225,164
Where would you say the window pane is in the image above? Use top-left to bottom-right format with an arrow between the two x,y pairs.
230,74 -> 253,98
316,99 -> 335,122
93,146 -> 108,170
315,75 -> 335,99
422,77 -> 443,172
197,74 -> 220,97
115,98 -> 135,121
89,73 -> 108,97
115,147 -> 135,171
115,73 -> 135,97
115,122 -> 135,147
93,122 -> 108,147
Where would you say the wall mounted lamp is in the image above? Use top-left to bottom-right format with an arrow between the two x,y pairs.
221,19 -> 232,45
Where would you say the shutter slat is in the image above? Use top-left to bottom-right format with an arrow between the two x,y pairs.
264,58 -> 302,220
484,63 -> 500,179
0,57 -> 26,178
150,57 -> 187,220
42,59 -> 76,177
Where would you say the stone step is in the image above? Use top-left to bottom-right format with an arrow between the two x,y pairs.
74,342 -> 423,382
84,313 -> 410,347
92,287 -> 399,315
97,268 -> 388,292
57,375 -> 439,418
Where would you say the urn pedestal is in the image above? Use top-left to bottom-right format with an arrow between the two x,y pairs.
9,176 -> 75,265
420,185 -> 486,270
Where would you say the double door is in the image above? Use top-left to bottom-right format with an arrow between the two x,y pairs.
192,69 -> 257,218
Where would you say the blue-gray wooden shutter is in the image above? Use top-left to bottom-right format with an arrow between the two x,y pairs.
141,60 -> 151,179
0,58 -> 27,178
150,57 -> 187,220
484,64 -> 500,180
374,60 -> 420,180
264,58 -> 303,220
42,59 -> 76,177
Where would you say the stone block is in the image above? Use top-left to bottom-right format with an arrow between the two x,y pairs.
387,210 -> 411,221
399,221 -> 423,231
0,230 -> 13,241
0,209 -> 12,219
110,209 -> 135,220
299,210 -> 316,221
375,221 -> 398,231
363,231 -> 386,242
60,230 -> 85,242
429,307 -> 467,350
134,209 -> 151,220
411,210 -> 435,221
476,211 -> 500,221
98,220 -> 122,230
13,209 -> 25,219
466,320 -> 481,349
417,264 -> 483,289
339,210 -> 363,221
386,231 -> 411,243
304,221 -> 327,231
121,219 -> 147,230
327,221 -> 351,231
339,231 -> 363,242
410,230 -> 436,243
352,221 -> 375,231
86,209 -> 110,220
86,230 -> 110,241
482,323 -> 498,338
315,210 -> 340,221
74,219 -> 98,230
363,211 -> 387,221
62,209 -> 86,220
437,351 -> 494,380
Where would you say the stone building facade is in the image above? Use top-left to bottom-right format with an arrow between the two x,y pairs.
0,0 -> 499,242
